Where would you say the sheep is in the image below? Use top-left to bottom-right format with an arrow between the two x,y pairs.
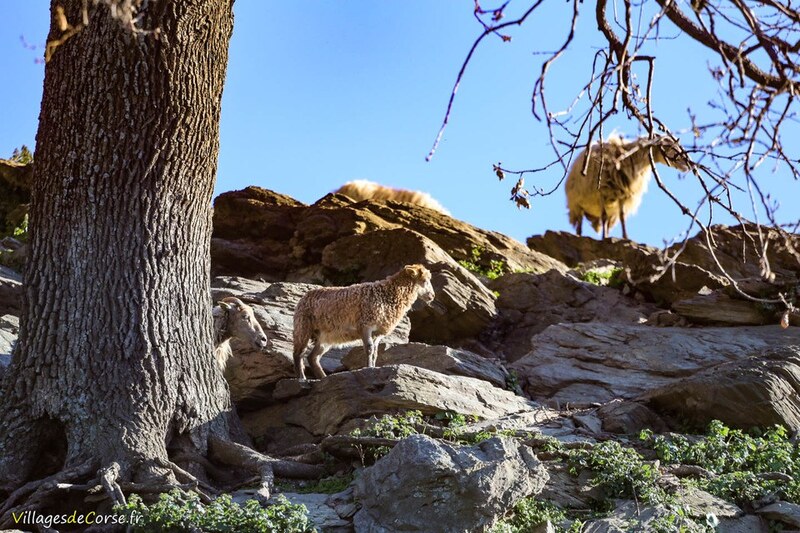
334,179 -> 451,215
213,296 -> 269,370
566,134 -> 690,239
292,264 -> 435,381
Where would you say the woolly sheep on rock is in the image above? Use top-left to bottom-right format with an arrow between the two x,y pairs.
334,179 -> 451,215
566,134 -> 690,239
292,264 -> 435,381
213,296 -> 269,370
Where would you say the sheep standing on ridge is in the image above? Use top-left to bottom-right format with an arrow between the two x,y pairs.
566,134 -> 690,239
293,264 -> 435,381
334,180 -> 451,215
213,296 -> 269,370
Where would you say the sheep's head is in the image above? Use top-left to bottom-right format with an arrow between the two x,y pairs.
215,297 -> 269,352
403,264 -> 435,305
653,136 -> 691,172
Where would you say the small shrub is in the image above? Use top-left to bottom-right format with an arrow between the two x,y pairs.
114,490 -> 314,533
458,247 -> 506,280
567,440 -> 668,505
9,145 -> 33,165
580,267 -> 623,287
641,420 -> 800,505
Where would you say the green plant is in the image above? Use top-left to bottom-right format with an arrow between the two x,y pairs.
114,490 -> 315,533
641,420 -> 800,506
580,267 -> 623,287
10,215 -> 28,242
648,506 -> 716,533
9,145 -> 33,165
458,247 -> 506,280
490,498 -> 587,533
567,440 -> 668,506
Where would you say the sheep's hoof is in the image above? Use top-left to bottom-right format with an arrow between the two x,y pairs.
298,379 -> 313,390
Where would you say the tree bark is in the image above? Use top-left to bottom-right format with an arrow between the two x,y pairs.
0,0 -> 235,495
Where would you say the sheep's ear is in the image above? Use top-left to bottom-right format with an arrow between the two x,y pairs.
402,265 -> 418,279
218,301 -> 232,311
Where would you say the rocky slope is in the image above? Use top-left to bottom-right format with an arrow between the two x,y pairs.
2,186 -> 800,532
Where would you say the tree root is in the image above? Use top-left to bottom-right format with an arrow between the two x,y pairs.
154,456 -> 217,501
208,435 -> 324,500
320,435 -> 400,460
0,459 -> 96,528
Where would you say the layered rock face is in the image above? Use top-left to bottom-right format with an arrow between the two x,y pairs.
3,184 -> 799,532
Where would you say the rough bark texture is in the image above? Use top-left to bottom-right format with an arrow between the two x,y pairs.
0,0 -> 234,492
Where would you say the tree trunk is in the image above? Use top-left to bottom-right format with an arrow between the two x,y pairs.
0,0 -> 234,494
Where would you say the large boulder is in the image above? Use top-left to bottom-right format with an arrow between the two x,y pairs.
646,347 -> 800,431
321,228 -> 497,344
0,314 -> 18,370
341,342 -> 508,388
487,270 -> 658,361
527,231 -> 727,305
353,434 -> 548,533
527,224 -> 800,307
241,364 -> 538,438
0,265 -> 22,316
510,323 -> 800,407
671,289 -> 774,326
211,186 -> 565,280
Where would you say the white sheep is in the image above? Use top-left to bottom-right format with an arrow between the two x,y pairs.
292,264 -> 435,381
213,296 -> 269,370
334,180 -> 451,215
566,134 -> 690,239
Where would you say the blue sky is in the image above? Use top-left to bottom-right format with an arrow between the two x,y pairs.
1,2 -> 796,246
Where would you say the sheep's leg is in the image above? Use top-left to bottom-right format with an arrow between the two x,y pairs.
293,343 -> 308,380
361,328 -> 377,368
601,210 -> 608,240
576,217 -> 583,236
369,335 -> 383,367
620,207 -> 628,240
307,342 -> 329,379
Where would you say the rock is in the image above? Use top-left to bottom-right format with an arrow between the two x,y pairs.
527,224 -> 800,306
672,290 -> 773,326
581,501 -> 666,532
646,347 -> 800,431
717,515 -> 769,533
756,501 -> 800,528
645,310 -> 688,327
353,435 -> 548,532
272,492 -> 351,532
526,231 -> 649,268
596,400 -> 667,435
211,186 -> 565,280
0,314 -> 18,369
320,228 -> 498,344
510,323 -> 800,407
0,265 -> 22,316
242,364 -> 539,438
670,223 -> 800,282
539,462 -> 596,509
341,342 -> 508,388
526,230 -> 728,306
487,270 -> 657,361
677,487 -> 742,519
